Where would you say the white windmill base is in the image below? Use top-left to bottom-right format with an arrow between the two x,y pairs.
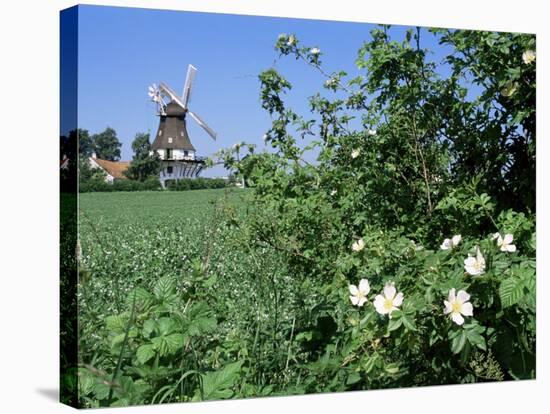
159,160 -> 206,189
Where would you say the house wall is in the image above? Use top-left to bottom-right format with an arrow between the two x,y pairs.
88,157 -> 115,183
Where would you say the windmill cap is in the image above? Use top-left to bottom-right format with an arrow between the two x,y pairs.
165,101 -> 187,116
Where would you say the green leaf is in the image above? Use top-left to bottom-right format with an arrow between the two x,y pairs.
499,277 -> 524,308
110,333 -> 126,350
153,276 -> 176,300
93,382 -> 111,400
136,344 -> 155,365
151,337 -> 169,357
105,315 -> 127,332
363,354 -> 378,374
402,315 -> 417,331
127,287 -> 153,309
185,302 -> 217,337
158,317 -> 176,336
451,330 -> 467,354
463,324 -> 486,351
142,319 -> 156,338
346,371 -> 361,385
384,363 -> 399,374
199,361 -> 243,400
388,317 -> 403,332
165,333 -> 184,354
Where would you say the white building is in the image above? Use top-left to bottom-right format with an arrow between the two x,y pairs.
88,153 -> 130,183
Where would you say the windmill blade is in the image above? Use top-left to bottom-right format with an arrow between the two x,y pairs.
182,64 -> 197,108
159,82 -> 186,109
147,84 -> 157,98
188,110 -> 217,140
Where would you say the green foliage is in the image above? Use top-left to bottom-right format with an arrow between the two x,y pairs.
73,129 -> 94,157
196,361 -> 243,400
92,127 -> 122,161
79,176 -> 161,192
166,177 -> 228,191
124,132 -> 162,182
232,27 -> 535,390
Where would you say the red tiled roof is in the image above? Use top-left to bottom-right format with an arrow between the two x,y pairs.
93,158 -> 130,179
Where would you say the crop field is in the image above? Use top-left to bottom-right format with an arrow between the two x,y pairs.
76,189 -> 305,407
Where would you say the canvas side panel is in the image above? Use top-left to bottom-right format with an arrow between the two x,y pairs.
60,5 -> 79,408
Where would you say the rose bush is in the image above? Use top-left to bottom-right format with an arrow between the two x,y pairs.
221,27 -> 536,388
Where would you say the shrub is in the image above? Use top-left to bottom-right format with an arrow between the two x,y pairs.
166,178 -> 228,191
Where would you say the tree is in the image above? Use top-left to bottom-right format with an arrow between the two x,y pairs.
76,129 -> 93,157
92,127 -> 122,161
78,155 -> 106,184
124,132 -> 161,182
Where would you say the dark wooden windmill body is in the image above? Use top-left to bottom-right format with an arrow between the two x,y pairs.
148,65 -> 217,188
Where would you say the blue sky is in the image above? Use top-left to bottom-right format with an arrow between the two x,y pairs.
72,5 -> 454,177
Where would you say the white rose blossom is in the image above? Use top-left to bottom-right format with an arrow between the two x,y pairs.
493,232 -> 517,252
464,247 -> 486,275
368,129 -> 377,136
325,78 -> 337,88
349,278 -> 370,307
352,238 -> 365,252
444,288 -> 473,325
522,49 -> 536,65
440,234 -> 462,250
330,189 -> 337,196
373,283 -> 404,316
310,47 -> 320,55
351,149 -> 360,159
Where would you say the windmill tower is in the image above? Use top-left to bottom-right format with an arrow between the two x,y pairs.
148,65 -> 217,188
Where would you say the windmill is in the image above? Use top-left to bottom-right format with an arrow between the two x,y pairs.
148,64 -> 217,188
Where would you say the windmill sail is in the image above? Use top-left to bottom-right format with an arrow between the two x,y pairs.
182,64 -> 197,108
159,82 -> 186,109
188,110 -> 217,140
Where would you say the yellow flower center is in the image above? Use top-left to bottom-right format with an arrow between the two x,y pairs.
452,301 -> 462,314
383,298 -> 394,311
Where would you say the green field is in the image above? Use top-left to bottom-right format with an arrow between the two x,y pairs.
78,188 -> 257,316
76,189 -> 302,407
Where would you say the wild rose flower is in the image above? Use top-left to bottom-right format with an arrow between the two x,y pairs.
444,288 -> 473,325
352,238 -> 365,252
330,189 -> 337,196
493,232 -> 517,252
373,283 -> 403,316
349,278 -> 370,307
440,235 -> 462,250
351,149 -> 360,159
522,49 -> 536,64
310,47 -> 320,55
325,78 -> 337,88
368,129 -> 377,136
464,247 -> 486,275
